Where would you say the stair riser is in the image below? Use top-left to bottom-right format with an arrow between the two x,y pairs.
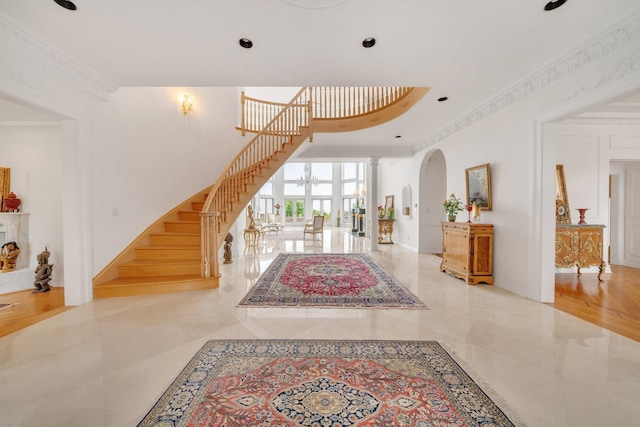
94,278 -> 219,298
150,234 -> 200,246
135,248 -> 200,260
191,202 -> 204,211
165,222 -> 200,233
178,211 -> 200,221
118,263 -> 200,278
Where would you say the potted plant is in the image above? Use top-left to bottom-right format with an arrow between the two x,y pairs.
442,193 -> 464,222
386,207 -> 394,219
377,205 -> 385,218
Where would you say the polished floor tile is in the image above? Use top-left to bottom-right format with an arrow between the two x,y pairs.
1,228 -> 639,426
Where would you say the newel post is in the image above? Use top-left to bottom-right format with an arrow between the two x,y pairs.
200,211 -> 220,278
307,87 -> 314,142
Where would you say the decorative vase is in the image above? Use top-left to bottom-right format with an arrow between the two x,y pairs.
2,192 -> 21,212
448,214 -> 456,222
577,208 -> 588,224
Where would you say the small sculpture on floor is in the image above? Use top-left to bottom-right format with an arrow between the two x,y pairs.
1,241 -> 20,272
223,233 -> 233,264
33,247 -> 53,293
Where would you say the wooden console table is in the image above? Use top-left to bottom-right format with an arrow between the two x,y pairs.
377,219 -> 395,244
555,224 -> 605,281
440,222 -> 493,285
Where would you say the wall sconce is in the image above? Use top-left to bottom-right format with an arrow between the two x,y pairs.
180,93 -> 194,115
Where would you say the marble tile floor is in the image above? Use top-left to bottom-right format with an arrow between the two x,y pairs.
1,227 -> 639,426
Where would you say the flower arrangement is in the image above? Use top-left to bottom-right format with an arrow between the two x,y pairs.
442,193 -> 464,216
274,203 -> 281,214
377,205 -> 384,218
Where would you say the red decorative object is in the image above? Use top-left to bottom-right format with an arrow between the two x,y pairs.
466,204 -> 473,223
2,192 -> 21,212
577,208 -> 588,224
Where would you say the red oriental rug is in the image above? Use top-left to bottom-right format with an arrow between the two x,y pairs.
138,340 -> 522,427
238,253 -> 426,308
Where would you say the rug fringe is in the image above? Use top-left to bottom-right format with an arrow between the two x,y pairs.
437,341 -> 529,427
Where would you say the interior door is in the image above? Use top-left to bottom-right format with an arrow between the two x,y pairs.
624,166 -> 640,267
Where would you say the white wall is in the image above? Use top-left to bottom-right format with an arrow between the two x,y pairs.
89,87 -> 248,272
0,125 -> 63,288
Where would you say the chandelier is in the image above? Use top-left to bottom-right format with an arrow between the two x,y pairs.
296,164 -> 319,187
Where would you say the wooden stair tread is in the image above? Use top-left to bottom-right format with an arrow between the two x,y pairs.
119,259 -> 200,266
95,275 -> 205,287
150,231 -> 200,236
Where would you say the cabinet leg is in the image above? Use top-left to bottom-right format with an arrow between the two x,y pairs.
598,264 -> 604,282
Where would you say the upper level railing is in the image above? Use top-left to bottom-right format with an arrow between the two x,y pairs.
240,86 -> 412,135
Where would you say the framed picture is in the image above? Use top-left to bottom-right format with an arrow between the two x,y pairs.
384,195 -> 394,217
555,164 -> 571,224
465,163 -> 492,210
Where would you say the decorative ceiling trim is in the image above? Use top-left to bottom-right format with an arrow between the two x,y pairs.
419,11 -> 640,150
0,122 -> 64,132
559,117 -> 640,125
0,12 -> 118,102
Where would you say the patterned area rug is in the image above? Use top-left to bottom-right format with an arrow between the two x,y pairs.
138,340 -> 520,427
238,253 -> 426,308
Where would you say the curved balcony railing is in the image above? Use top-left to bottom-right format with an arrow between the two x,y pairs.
240,86 -> 412,135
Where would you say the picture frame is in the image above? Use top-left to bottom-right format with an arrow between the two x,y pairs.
384,195 -> 394,217
555,164 -> 571,224
465,163 -> 492,211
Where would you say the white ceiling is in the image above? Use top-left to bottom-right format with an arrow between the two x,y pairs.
1,0 -> 640,156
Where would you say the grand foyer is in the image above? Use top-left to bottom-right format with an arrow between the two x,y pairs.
90,87 -> 428,298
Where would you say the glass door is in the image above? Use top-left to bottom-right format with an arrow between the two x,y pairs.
285,199 -> 305,226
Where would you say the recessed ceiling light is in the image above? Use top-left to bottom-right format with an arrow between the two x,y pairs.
362,37 -> 376,48
437,97 -> 448,102
239,38 -> 253,49
544,0 -> 567,11
53,0 -> 77,10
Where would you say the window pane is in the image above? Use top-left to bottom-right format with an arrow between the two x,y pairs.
343,163 -> 356,180
260,182 -> 273,195
343,181 -> 356,196
284,163 -> 304,180
284,183 -> 305,196
311,183 -> 332,196
313,163 -> 332,180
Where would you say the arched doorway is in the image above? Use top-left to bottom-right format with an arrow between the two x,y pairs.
418,149 -> 446,253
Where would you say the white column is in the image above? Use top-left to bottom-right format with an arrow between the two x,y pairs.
369,157 -> 380,251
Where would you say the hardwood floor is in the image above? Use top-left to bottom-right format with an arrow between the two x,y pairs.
552,264 -> 640,342
0,287 -> 69,338
1,265 -> 639,342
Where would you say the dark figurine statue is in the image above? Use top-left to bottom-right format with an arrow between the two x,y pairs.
33,247 -> 53,293
223,233 -> 233,264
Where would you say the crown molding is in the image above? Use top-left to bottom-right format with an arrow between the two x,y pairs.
559,116 -> 640,125
419,11 -> 640,150
0,122 -> 63,132
0,12 -> 118,102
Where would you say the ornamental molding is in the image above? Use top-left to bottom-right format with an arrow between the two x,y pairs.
0,122 -> 63,132
0,12 -> 118,102
559,117 -> 640,125
419,11 -> 640,150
